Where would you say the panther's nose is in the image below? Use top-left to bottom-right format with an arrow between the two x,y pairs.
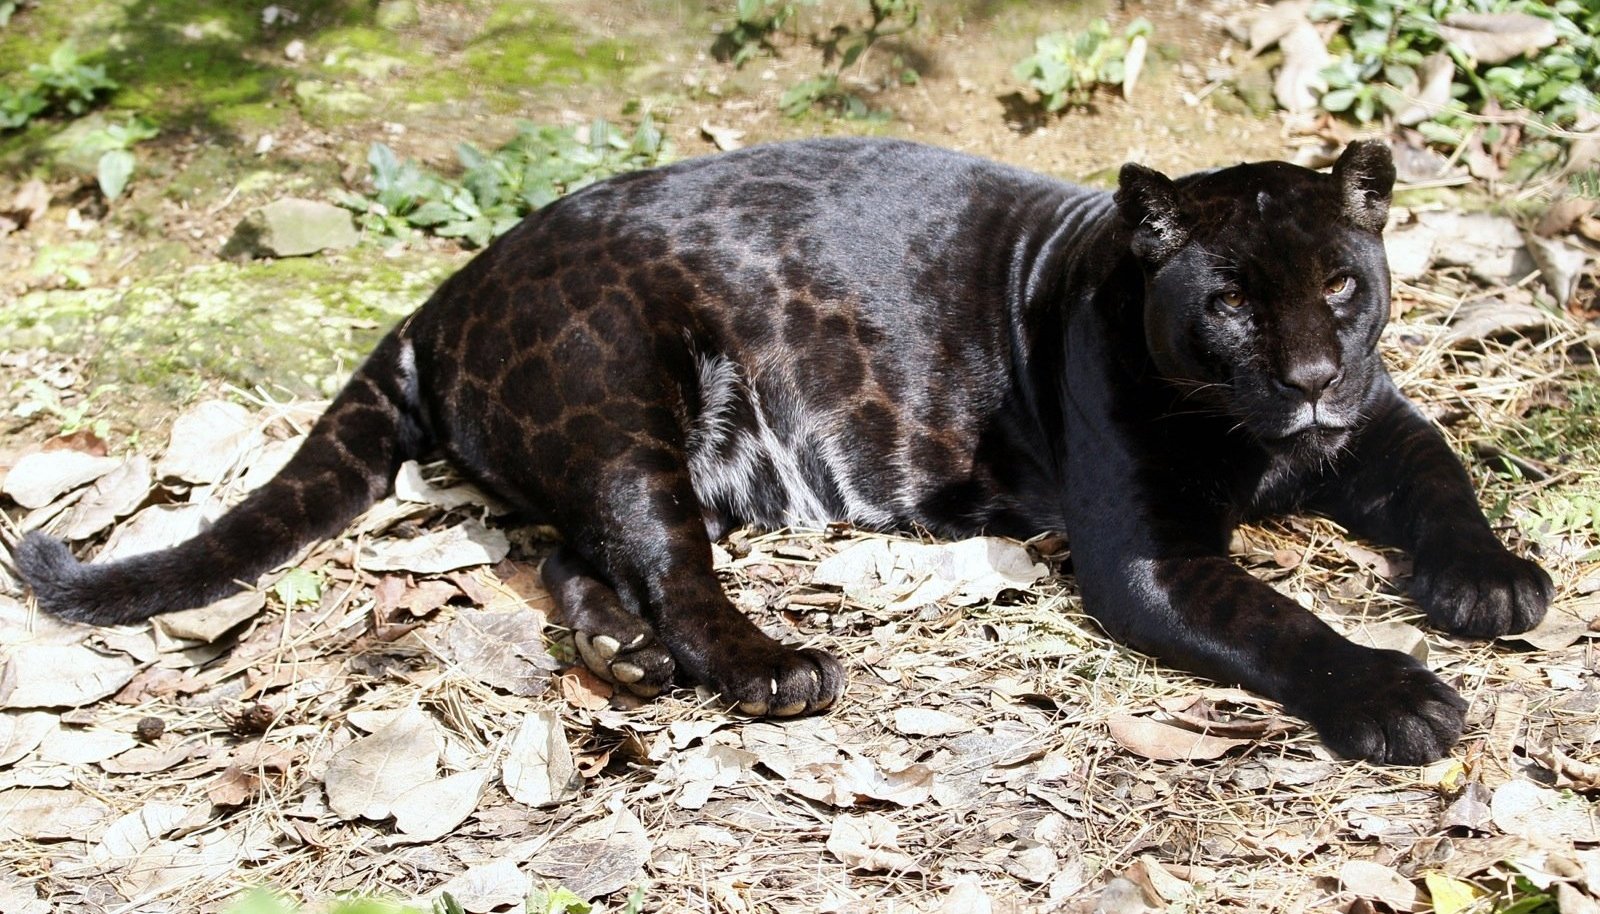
1273,359 -> 1341,402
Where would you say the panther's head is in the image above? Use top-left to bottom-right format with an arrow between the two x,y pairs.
1115,141 -> 1396,458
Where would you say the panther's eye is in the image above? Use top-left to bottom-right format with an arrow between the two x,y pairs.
1325,276 -> 1354,297
1216,289 -> 1245,309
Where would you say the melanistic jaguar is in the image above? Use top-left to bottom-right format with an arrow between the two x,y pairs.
15,138 -> 1552,764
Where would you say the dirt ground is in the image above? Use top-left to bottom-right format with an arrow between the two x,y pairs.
1,1 -> 1599,913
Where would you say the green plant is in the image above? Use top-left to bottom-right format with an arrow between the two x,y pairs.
0,43 -> 118,130
1311,0 -> 1600,141
1013,17 -> 1152,113
341,115 -> 672,248
86,116 -> 159,200
712,0 -> 809,67
780,0 -> 921,118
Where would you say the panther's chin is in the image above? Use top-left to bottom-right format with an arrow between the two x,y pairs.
1261,422 -> 1352,460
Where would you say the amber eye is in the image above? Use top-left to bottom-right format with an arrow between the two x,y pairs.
1217,289 -> 1245,308
1325,276 -> 1354,297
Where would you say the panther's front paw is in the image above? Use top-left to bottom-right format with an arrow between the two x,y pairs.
574,626 -> 677,698
1296,648 -> 1466,765
703,642 -> 846,718
1412,544 -> 1553,638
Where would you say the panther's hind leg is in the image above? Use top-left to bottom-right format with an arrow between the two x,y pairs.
565,453 -> 846,718
542,547 -> 675,697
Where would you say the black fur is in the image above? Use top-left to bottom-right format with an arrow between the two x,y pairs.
13,138 -> 1551,762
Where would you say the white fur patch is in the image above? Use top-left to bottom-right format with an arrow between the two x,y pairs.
685,353 -> 885,529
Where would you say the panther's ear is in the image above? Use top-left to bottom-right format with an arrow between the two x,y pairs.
1115,163 -> 1188,264
1332,140 -> 1395,234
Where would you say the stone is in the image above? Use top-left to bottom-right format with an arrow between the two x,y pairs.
225,198 -> 359,259
376,0 -> 420,30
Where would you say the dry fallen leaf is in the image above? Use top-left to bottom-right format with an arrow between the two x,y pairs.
0,644 -> 139,708
0,713 -> 56,767
502,708 -> 578,807
359,519 -> 510,574
1107,714 -> 1251,761
324,705 -> 441,820
1507,595 -> 1600,651
2,450 -> 121,509
1396,52 -> 1457,126
526,806 -> 652,899
433,858 -> 529,913
392,768 -> 489,842
1492,779 -> 1600,842
1438,12 -> 1557,64
1275,19 -> 1329,113
36,726 -> 138,765
421,607 -> 556,697
154,400 -> 260,485
1347,620 -> 1429,661
893,707 -> 976,737
1339,860 -> 1420,912
89,802 -> 198,867
827,813 -> 922,873
61,455 -> 152,541
813,536 -> 1045,609
699,121 -> 745,151
152,591 -> 266,645
97,502 -> 224,563
787,753 -> 937,807
0,787 -> 112,839
662,743 -> 755,810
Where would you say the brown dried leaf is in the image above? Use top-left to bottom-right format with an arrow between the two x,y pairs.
206,766 -> 259,806
61,456 -> 152,541
1107,714 -> 1250,761
97,502 -> 223,564
37,726 -> 137,765
1491,779 -> 1600,842
557,667 -> 612,711
0,644 -> 139,708
699,121 -> 745,151
1509,595 -> 1600,650
0,713 -> 56,767
1339,860 -> 1421,912
892,707 -> 975,737
324,705 -> 441,820
526,806 -> 652,899
1347,620 -> 1429,662
358,520 -> 510,574
1438,12 -> 1557,65
152,591 -> 266,645
787,754 -> 936,807
502,709 -> 578,807
392,768 -> 489,842
423,607 -> 556,697
154,400 -> 259,485
89,802 -> 198,867
0,787 -> 112,839
1276,20 -> 1330,113
826,813 -> 922,873
812,536 -> 1045,609
2,450 -> 121,509
432,858 -> 529,913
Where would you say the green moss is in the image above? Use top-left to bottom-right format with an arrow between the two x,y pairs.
463,2 -> 637,89
0,249 -> 462,404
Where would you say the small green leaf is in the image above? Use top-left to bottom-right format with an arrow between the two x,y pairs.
272,568 -> 322,609
97,149 -> 134,200
1320,87 -> 1358,112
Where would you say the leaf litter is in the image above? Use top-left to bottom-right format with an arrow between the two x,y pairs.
0,253 -> 1597,913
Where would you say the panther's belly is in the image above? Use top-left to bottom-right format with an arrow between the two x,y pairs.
684,353 -> 901,533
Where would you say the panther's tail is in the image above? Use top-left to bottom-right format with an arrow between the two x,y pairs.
12,330 -> 430,625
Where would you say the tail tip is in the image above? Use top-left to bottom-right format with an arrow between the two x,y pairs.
13,532 -> 86,618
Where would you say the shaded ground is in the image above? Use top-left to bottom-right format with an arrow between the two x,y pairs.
1,1 -> 1598,912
